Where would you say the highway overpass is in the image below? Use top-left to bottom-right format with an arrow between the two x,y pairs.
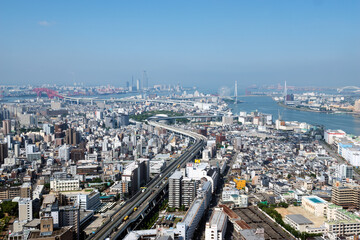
86,121 -> 206,240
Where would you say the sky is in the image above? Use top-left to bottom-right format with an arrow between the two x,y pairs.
0,1 -> 359,91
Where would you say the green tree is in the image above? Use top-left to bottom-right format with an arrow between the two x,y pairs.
1,201 -> 18,216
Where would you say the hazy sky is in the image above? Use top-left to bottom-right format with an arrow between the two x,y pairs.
1,1 -> 359,90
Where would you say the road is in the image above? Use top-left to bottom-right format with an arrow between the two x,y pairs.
320,140 -> 360,182
87,121 -> 206,240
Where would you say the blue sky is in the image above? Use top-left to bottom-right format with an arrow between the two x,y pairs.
0,1 -> 359,90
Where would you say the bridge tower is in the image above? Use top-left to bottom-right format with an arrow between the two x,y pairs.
234,80 -> 238,104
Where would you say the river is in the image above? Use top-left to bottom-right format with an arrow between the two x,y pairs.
228,96 -> 360,136
3,92 -> 360,136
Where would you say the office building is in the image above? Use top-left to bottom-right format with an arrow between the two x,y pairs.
76,191 -> 101,210
332,183 -> 360,209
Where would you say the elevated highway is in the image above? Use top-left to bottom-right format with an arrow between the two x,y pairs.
86,121 -> 206,240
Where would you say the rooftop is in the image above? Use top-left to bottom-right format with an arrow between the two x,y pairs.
286,214 -> 314,225
169,170 -> 183,180
209,209 -> 227,231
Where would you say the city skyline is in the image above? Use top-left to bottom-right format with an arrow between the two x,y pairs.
1,1 -> 360,89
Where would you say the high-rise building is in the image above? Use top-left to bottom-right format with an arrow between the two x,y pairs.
337,164 -> 353,180
0,142 -> 8,164
59,206 -> 80,240
19,198 -> 33,222
14,143 -> 20,157
0,109 -> 10,121
169,171 -> 183,208
136,79 -> 141,91
55,122 -> 67,133
2,119 -> 11,135
182,178 -> 198,208
43,123 -> 54,135
20,182 -> 32,199
177,181 -> 212,240
65,128 -> 80,146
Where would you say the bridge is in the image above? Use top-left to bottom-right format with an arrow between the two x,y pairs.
337,86 -> 360,93
33,88 -> 64,99
147,114 -> 223,123
86,121 -> 206,240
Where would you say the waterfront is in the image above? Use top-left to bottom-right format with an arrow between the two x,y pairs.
3,92 -> 360,136
229,96 -> 360,136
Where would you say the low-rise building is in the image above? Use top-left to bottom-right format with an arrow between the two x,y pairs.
50,179 -> 80,192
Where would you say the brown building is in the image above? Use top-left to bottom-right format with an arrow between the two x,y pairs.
0,186 -> 20,200
65,128 -> 80,146
216,135 -> 226,144
331,183 -> 360,209
70,148 -> 85,162
2,119 -> 11,135
54,122 -> 67,133
20,183 -> 32,198
76,165 -> 100,175
28,226 -> 74,240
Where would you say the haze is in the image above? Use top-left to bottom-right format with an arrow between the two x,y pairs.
0,0 -> 359,90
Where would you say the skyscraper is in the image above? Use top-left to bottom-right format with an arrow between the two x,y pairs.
136,79 -> 141,91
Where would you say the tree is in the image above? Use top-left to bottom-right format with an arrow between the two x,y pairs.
1,201 -> 18,216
